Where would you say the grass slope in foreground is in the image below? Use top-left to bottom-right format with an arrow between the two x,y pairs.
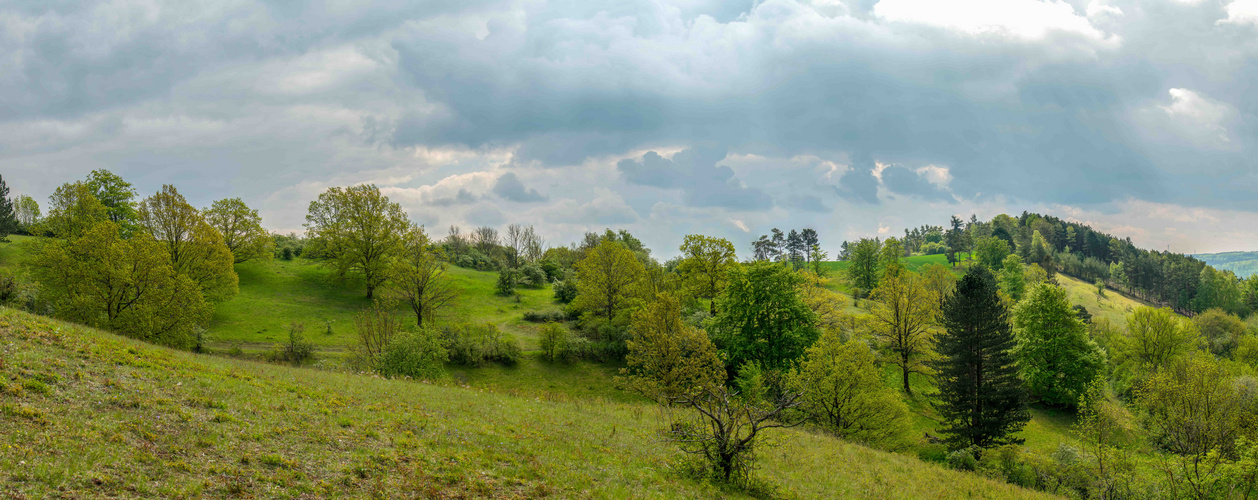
0,307 -> 1054,499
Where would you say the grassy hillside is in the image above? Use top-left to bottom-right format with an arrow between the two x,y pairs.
1195,251 -> 1258,278
0,307 -> 1056,499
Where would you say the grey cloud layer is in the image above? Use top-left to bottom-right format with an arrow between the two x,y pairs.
1,0 -> 1256,255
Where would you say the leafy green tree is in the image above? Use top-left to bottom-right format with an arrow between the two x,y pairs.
573,239 -> 645,320
1194,308 -> 1247,358
712,261 -> 819,375
305,184 -> 410,299
377,327 -> 448,380
389,226 -> 457,326
204,197 -> 273,264
13,194 -> 39,231
539,323 -> 573,362
921,263 -> 957,307
808,244 -> 829,277
1137,356 -> 1241,499
1012,283 -> 1105,407
138,185 -> 239,303
1029,230 -> 1054,276
868,270 -> 938,395
84,169 -> 140,234
975,236 -> 1011,270
0,175 -> 16,240
880,237 -> 905,277
933,266 -> 1029,449
30,221 -> 211,348
946,215 -> 967,265
999,254 -> 1026,302
1118,307 -> 1201,372
41,182 -> 108,239
677,234 -> 736,315
790,332 -> 913,449
845,238 -> 882,295
621,292 -> 723,403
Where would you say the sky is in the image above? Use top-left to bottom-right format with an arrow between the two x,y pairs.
2,0 -> 1257,259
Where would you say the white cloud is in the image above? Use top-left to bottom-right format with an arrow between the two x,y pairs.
1158,88 -> 1234,144
729,218 -> 750,232
1219,0 -> 1258,26
1085,1 -> 1123,18
916,165 -> 953,188
873,0 -> 1114,43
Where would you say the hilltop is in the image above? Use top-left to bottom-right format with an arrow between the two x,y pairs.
1195,251 -> 1258,279
0,307 -> 1053,499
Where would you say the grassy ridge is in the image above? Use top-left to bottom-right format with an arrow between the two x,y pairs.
1194,251 -> 1258,279
0,307 -> 1056,499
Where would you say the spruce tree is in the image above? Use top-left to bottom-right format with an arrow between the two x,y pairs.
0,175 -> 17,241
932,266 -> 1029,449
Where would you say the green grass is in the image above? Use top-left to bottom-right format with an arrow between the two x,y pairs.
208,259 -> 558,351
1057,274 -> 1151,327
0,307 -> 1057,499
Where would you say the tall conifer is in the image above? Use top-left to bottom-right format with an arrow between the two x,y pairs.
932,266 -> 1029,448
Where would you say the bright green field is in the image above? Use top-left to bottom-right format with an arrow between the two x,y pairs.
0,307 -> 1058,499
207,259 -> 561,352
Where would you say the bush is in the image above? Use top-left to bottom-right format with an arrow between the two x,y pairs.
0,270 -> 19,304
917,443 -> 948,463
496,269 -> 517,296
552,270 -> 578,303
451,248 -> 502,271
522,309 -> 568,323
441,323 -> 521,367
539,323 -> 572,362
921,241 -> 946,255
539,259 -> 562,282
946,447 -> 979,471
519,262 -> 547,289
377,327 -> 447,380
281,247 -> 294,260
271,322 -> 314,364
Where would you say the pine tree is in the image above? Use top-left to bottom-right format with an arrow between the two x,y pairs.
932,266 -> 1029,449
0,174 -> 17,241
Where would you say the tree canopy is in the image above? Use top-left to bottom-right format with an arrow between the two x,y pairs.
305,184 -> 410,299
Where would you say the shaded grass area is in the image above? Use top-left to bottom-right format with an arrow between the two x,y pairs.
1058,274 -> 1151,327
0,308 -> 1057,499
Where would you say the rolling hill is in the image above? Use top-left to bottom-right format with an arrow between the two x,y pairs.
0,306 -> 1055,499
1194,251 -> 1258,278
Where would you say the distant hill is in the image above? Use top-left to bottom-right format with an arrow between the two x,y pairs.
1194,251 -> 1258,278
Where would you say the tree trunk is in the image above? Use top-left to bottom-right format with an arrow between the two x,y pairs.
709,299 -> 716,316
366,286 -> 374,300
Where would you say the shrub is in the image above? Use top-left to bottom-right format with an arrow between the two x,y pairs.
552,270 -> 579,303
0,270 -> 19,304
272,322 -> 314,364
496,269 -> 517,296
539,259 -> 562,282
519,262 -> 547,288
377,327 -> 447,380
441,323 -> 521,367
452,248 -> 501,271
281,247 -> 294,260
946,447 -> 979,471
522,309 -> 568,323
539,323 -> 572,362
354,300 -> 401,369
917,443 -> 948,463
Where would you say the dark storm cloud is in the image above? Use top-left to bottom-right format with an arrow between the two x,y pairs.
492,172 -> 548,203
880,166 -> 954,202
617,144 -> 773,210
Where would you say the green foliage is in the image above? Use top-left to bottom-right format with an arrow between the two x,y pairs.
539,322 -> 573,362
975,236 -> 1012,270
998,254 -> 1026,302
1196,308 -> 1247,358
29,221 -> 211,349
677,234 -> 736,313
573,239 -> 645,320
552,269 -> 579,303
203,197 -> 273,264
1116,306 -> 1201,373
138,185 -> 240,303
868,269 -> 938,395
1011,283 -> 1104,407
305,184 -> 410,299
272,322 -> 315,364
377,327 -> 448,380
712,261 -> 819,375
845,238 -> 882,296
621,292 -> 723,403
495,268 -> 517,296
40,181 -> 108,239
13,194 -> 40,233
389,226 -> 457,326
0,175 -> 15,240
440,323 -> 521,367
790,333 -> 913,450
933,266 -> 1029,449
518,262 -> 547,288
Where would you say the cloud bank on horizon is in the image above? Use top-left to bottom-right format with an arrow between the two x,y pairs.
1,0 -> 1256,257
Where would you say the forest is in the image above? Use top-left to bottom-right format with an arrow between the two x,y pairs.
4,170 -> 1258,499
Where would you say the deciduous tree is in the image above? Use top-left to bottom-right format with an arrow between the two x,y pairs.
621,293 -> 723,403
573,239 -> 645,320
791,332 -> 913,449
712,262 -> 819,375
845,238 -> 882,295
389,226 -> 457,326
139,185 -> 239,302
204,197 -> 273,264
42,182 -> 108,239
677,234 -> 736,315
1012,283 -> 1105,407
305,184 -> 410,299
868,270 -> 937,395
